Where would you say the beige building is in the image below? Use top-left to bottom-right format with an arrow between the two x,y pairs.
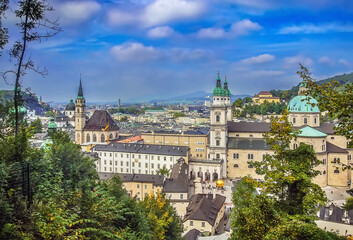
223,83 -> 353,187
98,172 -> 164,201
74,79 -> 119,145
252,91 -> 280,104
183,194 -> 226,235
163,159 -> 190,217
142,130 -> 208,160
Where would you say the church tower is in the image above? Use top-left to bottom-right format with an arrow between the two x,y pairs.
75,77 -> 86,144
208,72 -> 229,178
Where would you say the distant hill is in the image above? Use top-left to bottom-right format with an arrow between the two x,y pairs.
270,72 -> 353,101
127,91 -> 251,105
0,90 -> 48,111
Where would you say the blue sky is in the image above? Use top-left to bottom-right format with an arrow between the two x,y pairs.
1,0 -> 353,103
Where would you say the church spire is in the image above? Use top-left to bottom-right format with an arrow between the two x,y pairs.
77,74 -> 84,99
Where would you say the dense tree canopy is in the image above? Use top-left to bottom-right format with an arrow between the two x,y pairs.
230,111 -> 344,239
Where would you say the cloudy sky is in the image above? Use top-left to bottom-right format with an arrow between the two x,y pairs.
1,0 -> 353,103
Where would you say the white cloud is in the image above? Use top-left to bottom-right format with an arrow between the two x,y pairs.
147,26 -> 175,38
58,1 -> 101,24
111,42 -> 162,62
107,0 -> 205,28
169,48 -> 211,61
197,27 -> 226,39
106,9 -> 138,27
110,42 -> 212,62
197,19 -> 262,39
240,54 -> 275,64
339,58 -> 350,68
318,56 -> 333,65
231,19 -> 262,35
283,56 -> 313,69
279,23 -> 353,34
143,0 -> 205,27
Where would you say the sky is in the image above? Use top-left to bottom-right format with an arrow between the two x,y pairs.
1,0 -> 353,103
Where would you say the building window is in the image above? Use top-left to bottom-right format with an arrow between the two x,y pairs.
233,164 -> 239,168
138,163 -> 141,167
216,140 -> 220,146
145,163 -> 148,168
216,115 -> 220,122
348,155 -> 352,161
137,184 -> 140,188
304,118 -> 308,124
323,171 -> 326,174
164,157 -> 166,161
216,154 -> 220,159
249,134 -> 253,138
314,118 -> 317,124
202,222 -> 205,227
138,155 -> 141,159
110,153 -> 112,157
126,162 -> 129,166
323,159 -> 326,164
190,221 -> 193,226
248,154 -> 254,160
180,194 -> 183,199
158,156 -> 160,160
101,134 -> 105,142
145,185 -> 147,189
233,153 -> 239,159
132,154 -> 135,158
331,137 -> 335,140
293,117 -> 296,124
334,169 -> 340,174
86,134 -> 90,142
293,143 -> 298,149
151,156 -> 154,160
151,163 -> 154,168
126,154 -> 129,157
145,155 -> 148,159
120,161 -> 123,166
132,162 -> 135,167
248,164 -> 253,168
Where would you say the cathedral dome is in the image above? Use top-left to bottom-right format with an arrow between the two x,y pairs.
287,95 -> 320,113
213,86 -> 224,96
65,99 -> 75,111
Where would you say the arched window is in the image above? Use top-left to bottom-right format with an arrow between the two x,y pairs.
101,134 -> 105,142
116,133 -> 118,138
216,115 -> 220,122
233,164 -> 239,168
93,134 -> 97,142
334,169 -> 340,174
323,171 -> 326,174
86,134 -> 90,142
109,133 -> 113,140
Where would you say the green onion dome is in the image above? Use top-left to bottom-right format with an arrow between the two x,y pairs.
213,73 -> 224,96
287,95 -> 320,113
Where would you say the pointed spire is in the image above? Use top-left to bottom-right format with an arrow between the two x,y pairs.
216,71 -> 221,87
77,75 -> 84,98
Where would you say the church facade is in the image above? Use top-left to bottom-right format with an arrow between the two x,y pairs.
205,75 -> 353,187
74,79 -> 120,145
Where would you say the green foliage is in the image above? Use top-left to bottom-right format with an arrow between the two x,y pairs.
299,65 -> 353,148
230,111 -> 340,239
108,106 -> 144,115
234,99 -> 287,117
44,110 -> 56,117
29,118 -> 42,134
140,191 -> 183,240
233,98 -> 242,108
156,166 -> 171,177
172,112 -> 185,118
342,197 -> 353,210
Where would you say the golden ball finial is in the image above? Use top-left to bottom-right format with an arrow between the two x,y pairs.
216,179 -> 224,188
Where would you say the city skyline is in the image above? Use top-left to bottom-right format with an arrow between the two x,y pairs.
0,0 -> 353,102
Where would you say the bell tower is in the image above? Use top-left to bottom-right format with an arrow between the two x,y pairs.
208,72 -> 229,178
75,76 -> 86,144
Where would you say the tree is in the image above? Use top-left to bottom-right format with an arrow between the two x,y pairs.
230,111 -> 340,239
342,197 -> 353,210
0,0 -> 9,55
140,191 -> 183,240
243,97 -> 252,104
2,0 -> 61,135
29,118 -> 42,133
156,166 -> 171,177
299,64 -> 353,147
233,98 -> 242,108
